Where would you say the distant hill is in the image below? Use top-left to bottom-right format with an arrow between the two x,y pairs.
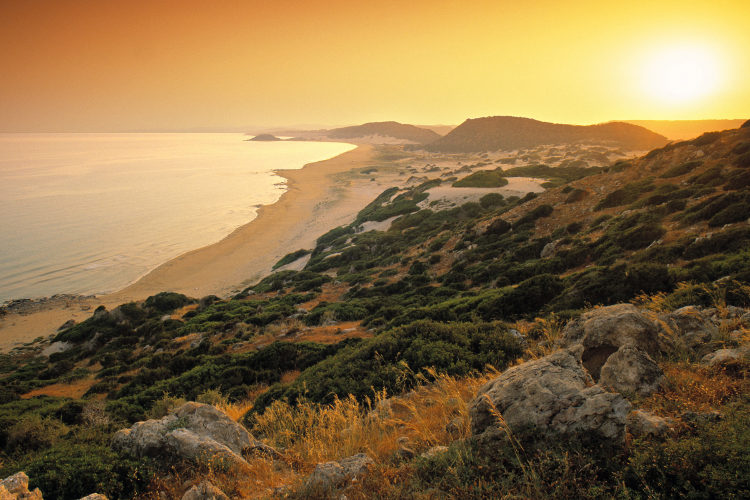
325,121 -> 442,144
424,116 -> 668,152
248,133 -> 282,141
624,119 -> 747,140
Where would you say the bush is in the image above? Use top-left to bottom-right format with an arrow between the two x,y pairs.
453,169 -> 509,188
736,152 -> 750,168
595,180 -> 655,210
485,218 -> 511,236
479,192 -> 505,208
708,201 -> 750,226
660,160 -> 704,178
273,249 -> 311,269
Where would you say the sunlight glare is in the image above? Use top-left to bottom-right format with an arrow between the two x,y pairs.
641,44 -> 722,103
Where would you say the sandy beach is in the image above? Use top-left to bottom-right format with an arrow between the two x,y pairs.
0,145 -> 383,351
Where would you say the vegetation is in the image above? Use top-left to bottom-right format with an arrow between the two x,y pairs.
452,168 -> 509,187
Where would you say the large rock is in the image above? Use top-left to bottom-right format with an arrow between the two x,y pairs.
112,402 -> 278,469
0,472 -> 43,500
562,304 -> 659,379
701,345 -> 750,367
469,350 -> 631,442
181,482 -> 229,500
599,345 -> 664,396
657,306 -> 717,352
305,453 -> 375,492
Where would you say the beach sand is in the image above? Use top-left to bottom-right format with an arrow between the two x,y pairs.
0,145 -> 384,351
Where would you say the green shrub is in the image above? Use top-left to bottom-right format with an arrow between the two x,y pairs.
660,160 -> 704,178
595,179 -> 655,210
453,169 -> 509,188
273,249 -> 311,269
479,192 -> 505,208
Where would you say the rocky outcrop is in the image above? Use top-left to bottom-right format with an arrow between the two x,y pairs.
599,345 -> 664,396
78,495 -> 108,500
181,482 -> 229,500
0,472 -> 43,500
469,350 -> 631,442
305,453 -> 375,492
561,304 -> 659,379
701,345 -> 750,367
112,402 -> 278,469
626,410 -> 672,437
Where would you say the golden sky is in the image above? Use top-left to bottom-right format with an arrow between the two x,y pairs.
1,0 -> 748,131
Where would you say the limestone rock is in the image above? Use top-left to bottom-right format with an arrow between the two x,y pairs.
562,304 -> 659,379
181,482 -> 229,500
78,495 -> 108,500
600,345 -> 664,396
112,402 -> 278,468
470,350 -> 631,442
306,453 -> 375,492
659,306 -> 717,352
701,345 -> 750,367
626,410 -> 672,437
0,472 -> 43,500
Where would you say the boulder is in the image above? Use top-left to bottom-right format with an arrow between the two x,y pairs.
626,410 -> 672,437
181,482 -> 229,500
470,350 -> 631,442
599,345 -> 664,396
701,345 -> 750,367
78,495 -> 108,500
658,306 -> 717,352
112,402 -> 278,469
0,472 -> 43,500
562,304 -> 659,379
305,453 -> 375,492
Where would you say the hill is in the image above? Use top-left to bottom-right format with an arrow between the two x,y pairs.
325,121 -> 442,144
1,124 -> 749,498
626,119 -> 747,140
425,116 -> 668,152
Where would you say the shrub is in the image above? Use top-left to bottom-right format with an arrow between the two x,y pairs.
143,292 -> 192,313
595,179 -> 655,210
479,192 -> 505,208
736,152 -> 750,168
273,249 -> 311,269
708,201 -> 750,226
660,160 -> 704,178
453,169 -> 509,188
485,218 -> 511,236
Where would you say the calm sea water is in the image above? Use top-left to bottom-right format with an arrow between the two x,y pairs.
0,134 -> 355,302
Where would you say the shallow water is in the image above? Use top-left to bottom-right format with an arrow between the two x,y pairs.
0,133 -> 354,301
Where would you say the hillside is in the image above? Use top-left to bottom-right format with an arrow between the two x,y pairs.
1,123 -> 749,498
325,121 -> 442,144
425,116 -> 669,152
626,119 -> 747,140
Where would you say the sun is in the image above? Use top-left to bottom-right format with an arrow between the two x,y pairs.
641,43 -> 722,104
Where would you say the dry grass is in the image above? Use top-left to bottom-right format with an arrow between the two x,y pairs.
639,360 -> 749,417
20,376 -> 97,399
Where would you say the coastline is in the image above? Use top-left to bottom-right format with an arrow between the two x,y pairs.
0,144 -> 379,351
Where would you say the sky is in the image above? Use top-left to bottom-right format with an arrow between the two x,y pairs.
1,0 -> 748,132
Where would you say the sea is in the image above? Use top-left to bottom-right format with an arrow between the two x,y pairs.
0,133 -> 355,302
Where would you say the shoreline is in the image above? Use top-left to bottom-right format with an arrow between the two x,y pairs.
0,144 -> 379,351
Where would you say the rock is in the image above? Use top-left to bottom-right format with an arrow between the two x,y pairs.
626,410 -> 671,437
660,306 -> 717,352
0,472 -> 43,500
681,410 -> 722,424
740,312 -> 750,328
599,345 -> 664,396
508,328 -> 528,347
165,428 -> 249,470
470,350 -> 631,442
540,240 -> 559,259
305,453 -> 375,492
181,482 -> 229,500
42,341 -> 72,357
78,495 -> 108,500
562,304 -> 659,379
701,345 -> 750,367
421,446 -> 449,459
112,402 -> 279,468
